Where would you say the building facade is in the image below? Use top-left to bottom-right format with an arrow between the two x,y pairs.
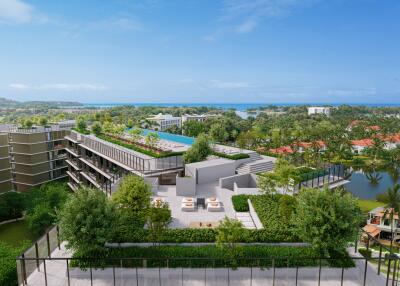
307,107 -> 331,116
0,125 -> 70,192
146,113 -> 182,131
0,134 -> 12,194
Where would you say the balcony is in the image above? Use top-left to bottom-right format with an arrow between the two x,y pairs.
65,147 -> 80,157
66,159 -> 81,171
80,171 -> 102,189
66,171 -> 81,184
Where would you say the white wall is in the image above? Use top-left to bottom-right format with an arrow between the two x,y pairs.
196,161 -> 236,184
176,175 -> 196,196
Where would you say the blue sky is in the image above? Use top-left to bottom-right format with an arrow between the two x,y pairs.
1,0 -> 400,104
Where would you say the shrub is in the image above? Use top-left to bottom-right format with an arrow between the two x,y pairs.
0,241 -> 30,286
213,152 -> 250,160
91,121 -> 102,135
231,195 -> 250,212
0,192 -> 25,222
184,134 -> 211,163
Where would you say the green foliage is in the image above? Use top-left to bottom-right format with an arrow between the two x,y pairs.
145,132 -> 160,148
251,195 -> 299,241
184,133 -> 212,163
0,192 -> 25,222
146,201 -> 172,243
258,159 -> 298,194
213,152 -> 250,160
58,187 -> 118,256
209,123 -> 229,143
73,245 -> 349,269
76,117 -> 87,133
216,217 -> 245,260
25,182 -> 69,235
182,120 -> 205,137
231,195 -> 250,212
91,121 -> 102,135
292,188 -> 363,255
0,241 -> 31,286
128,128 -> 143,142
112,175 -> 152,216
98,134 -> 183,158
279,195 -> 297,223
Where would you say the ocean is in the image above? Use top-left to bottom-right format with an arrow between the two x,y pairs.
81,102 -> 400,111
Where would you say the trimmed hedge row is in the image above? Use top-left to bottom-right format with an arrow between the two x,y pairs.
112,227 -> 298,243
213,152 -> 250,160
72,245 -> 354,269
98,134 -> 184,158
231,195 -> 250,212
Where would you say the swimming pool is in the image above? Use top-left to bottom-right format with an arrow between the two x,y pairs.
141,129 -> 195,145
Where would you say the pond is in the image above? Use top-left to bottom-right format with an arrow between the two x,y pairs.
345,170 -> 399,200
0,220 -> 39,247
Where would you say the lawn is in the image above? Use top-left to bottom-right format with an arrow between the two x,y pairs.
0,220 -> 39,247
357,199 -> 384,213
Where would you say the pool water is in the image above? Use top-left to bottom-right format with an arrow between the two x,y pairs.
345,171 -> 400,200
140,129 -> 195,145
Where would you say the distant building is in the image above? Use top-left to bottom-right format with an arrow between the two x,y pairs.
181,114 -> 216,124
146,113 -> 181,131
0,124 -> 71,192
351,139 -> 374,154
307,107 -> 331,116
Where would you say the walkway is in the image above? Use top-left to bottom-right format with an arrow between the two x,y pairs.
235,212 -> 256,229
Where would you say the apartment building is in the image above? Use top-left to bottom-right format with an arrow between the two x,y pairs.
307,106 -> 331,116
0,134 -> 12,194
181,114 -> 209,123
65,130 -> 184,195
0,125 -> 70,192
146,113 -> 181,131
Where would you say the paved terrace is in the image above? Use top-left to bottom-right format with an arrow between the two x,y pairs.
22,244 -> 388,286
152,181 -> 236,228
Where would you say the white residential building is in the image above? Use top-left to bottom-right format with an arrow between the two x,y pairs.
181,114 -> 213,123
146,113 -> 181,131
307,107 -> 331,116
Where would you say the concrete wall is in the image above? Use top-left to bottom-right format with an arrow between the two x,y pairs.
233,183 -> 260,195
176,174 -> 196,196
219,173 -> 258,190
196,161 -> 236,184
248,199 -> 263,229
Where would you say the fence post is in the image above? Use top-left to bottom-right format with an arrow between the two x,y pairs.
318,259 -> 322,286
46,232 -> 51,258
35,242 -> 40,270
56,225 -> 61,250
66,259 -> 70,286
272,258 -> 275,286
378,244 -> 383,275
392,259 -> 397,286
43,259 -> 48,286
387,259 -> 392,286
21,254 -> 27,286
363,238 -> 370,286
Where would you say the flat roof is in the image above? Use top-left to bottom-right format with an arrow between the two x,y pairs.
186,158 -> 233,169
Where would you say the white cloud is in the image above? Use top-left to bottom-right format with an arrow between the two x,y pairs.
327,88 -> 377,97
0,0 -> 47,24
0,0 -> 33,24
236,19 -> 257,34
9,83 -> 108,91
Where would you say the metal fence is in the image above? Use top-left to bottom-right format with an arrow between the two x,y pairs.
14,226 -> 400,286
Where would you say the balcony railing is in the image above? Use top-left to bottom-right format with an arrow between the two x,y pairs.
79,134 -> 184,175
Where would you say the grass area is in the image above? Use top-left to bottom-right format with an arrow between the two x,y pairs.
357,199 -> 384,213
72,245 -> 354,268
0,220 -> 39,247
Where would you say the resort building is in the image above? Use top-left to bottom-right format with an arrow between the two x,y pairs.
364,207 -> 400,244
350,139 -> 374,154
0,124 -> 70,192
146,113 -> 181,131
307,106 -> 331,116
0,133 -> 12,193
181,114 -> 214,123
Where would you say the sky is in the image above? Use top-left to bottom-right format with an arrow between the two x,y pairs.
0,0 -> 400,104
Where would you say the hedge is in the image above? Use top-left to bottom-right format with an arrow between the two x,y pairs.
213,152 -> 250,160
112,227 -> 298,243
231,195 -> 250,212
0,242 -> 30,286
97,134 -> 184,158
72,245 -> 354,269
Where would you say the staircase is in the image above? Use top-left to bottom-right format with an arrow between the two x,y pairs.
236,153 -> 275,174
235,212 -> 256,229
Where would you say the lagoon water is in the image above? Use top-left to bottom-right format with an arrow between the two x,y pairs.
345,171 -> 399,200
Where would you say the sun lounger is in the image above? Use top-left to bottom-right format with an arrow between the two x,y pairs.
182,197 -> 195,204
206,197 -> 219,204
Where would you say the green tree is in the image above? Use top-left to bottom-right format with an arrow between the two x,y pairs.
128,128 -> 143,142
76,117 -> 87,133
216,217 -> 245,260
183,133 -> 212,163
112,175 -> 152,218
209,123 -> 229,143
22,119 -> 33,129
39,117 -> 48,126
26,203 -> 54,235
182,121 -> 204,137
293,188 -> 363,256
145,132 -> 160,148
58,187 -> 118,256
0,192 -> 25,221
91,121 -> 102,135
147,201 -> 172,244
258,159 -> 297,195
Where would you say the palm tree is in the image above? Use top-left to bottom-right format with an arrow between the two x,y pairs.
381,184 -> 400,252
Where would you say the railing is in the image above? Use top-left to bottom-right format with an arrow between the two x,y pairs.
295,164 -> 350,191
14,226 -> 400,286
8,126 -> 70,133
80,135 -> 184,175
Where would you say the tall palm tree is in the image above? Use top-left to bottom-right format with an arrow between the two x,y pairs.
382,184 -> 400,252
